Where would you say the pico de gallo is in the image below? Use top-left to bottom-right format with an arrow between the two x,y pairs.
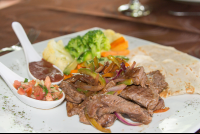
13,76 -> 63,101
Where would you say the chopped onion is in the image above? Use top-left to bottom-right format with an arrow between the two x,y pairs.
113,78 -> 126,83
120,62 -> 126,72
107,84 -> 127,92
104,77 -> 111,84
112,69 -> 122,80
114,112 -> 142,126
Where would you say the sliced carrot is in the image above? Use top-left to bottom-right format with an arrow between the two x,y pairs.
70,69 -> 78,74
77,64 -> 82,69
102,72 -> 116,78
125,62 -> 130,67
111,40 -> 128,51
111,37 -> 126,49
101,50 -> 130,57
103,62 -> 115,74
154,107 -> 170,113
64,74 -> 73,80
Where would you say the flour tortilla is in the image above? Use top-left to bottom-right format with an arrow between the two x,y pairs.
129,55 -> 166,77
128,44 -> 200,98
159,59 -> 200,98
128,44 -> 200,78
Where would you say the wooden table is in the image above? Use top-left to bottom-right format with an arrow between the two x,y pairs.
0,0 -> 200,132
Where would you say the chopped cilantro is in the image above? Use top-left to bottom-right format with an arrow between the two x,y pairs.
43,86 -> 48,96
24,78 -> 28,83
50,87 -> 54,88
2,107 -> 5,109
55,98 -> 58,100
39,84 -> 43,88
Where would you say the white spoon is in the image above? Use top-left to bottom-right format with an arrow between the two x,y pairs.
11,21 -> 63,85
0,62 -> 65,109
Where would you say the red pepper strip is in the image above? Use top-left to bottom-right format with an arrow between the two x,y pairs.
85,109 -> 111,133
154,107 -> 170,113
78,68 -> 106,87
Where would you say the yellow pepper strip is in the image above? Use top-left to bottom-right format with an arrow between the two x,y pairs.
85,109 -> 111,133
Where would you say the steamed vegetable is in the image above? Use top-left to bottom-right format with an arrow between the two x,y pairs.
43,40 -> 73,72
65,36 -> 86,59
65,30 -> 110,63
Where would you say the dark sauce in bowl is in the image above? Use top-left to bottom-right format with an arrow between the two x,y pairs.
29,59 -> 63,82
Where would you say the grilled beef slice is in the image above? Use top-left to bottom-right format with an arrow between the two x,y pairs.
86,94 -> 152,125
153,97 -> 165,111
60,81 -> 86,104
125,66 -> 147,87
97,114 -> 117,127
146,70 -> 168,94
120,85 -> 159,110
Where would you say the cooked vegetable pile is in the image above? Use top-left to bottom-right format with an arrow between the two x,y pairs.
43,40 -> 73,72
65,30 -> 110,63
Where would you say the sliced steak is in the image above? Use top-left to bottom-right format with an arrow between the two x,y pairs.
125,66 -> 147,87
97,114 -> 117,127
86,94 -> 152,125
153,97 -> 165,111
146,70 -> 168,94
66,101 -> 80,117
120,85 -> 159,110
60,81 -> 86,104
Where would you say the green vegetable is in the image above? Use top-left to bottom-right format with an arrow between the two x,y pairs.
24,78 -> 28,83
43,86 -> 48,96
119,78 -> 134,85
82,51 -> 93,62
65,36 -> 86,59
87,56 -> 129,65
107,55 -> 121,68
77,88 -> 89,94
65,30 -> 110,63
63,60 -> 78,75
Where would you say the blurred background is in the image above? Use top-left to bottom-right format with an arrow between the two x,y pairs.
0,0 -> 200,56
0,0 -> 200,132
0,0 -> 200,57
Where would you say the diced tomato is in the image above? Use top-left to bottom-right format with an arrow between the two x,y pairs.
26,87 -> 32,97
17,87 -> 25,95
13,80 -> 21,89
52,92 -> 63,100
34,86 -> 44,100
45,93 -> 53,101
53,85 -> 59,90
29,80 -> 36,87
21,84 -> 30,89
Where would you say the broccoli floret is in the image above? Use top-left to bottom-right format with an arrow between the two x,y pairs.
82,30 -> 110,58
65,36 -> 86,58
66,30 -> 110,63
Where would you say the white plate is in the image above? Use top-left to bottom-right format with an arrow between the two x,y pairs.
0,27 -> 200,133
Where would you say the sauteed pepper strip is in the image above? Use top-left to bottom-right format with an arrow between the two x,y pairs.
85,109 -> 111,133
119,78 -> 134,85
78,68 -> 106,87
107,55 -> 121,68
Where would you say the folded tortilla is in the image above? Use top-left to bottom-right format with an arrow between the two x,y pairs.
128,44 -> 200,98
